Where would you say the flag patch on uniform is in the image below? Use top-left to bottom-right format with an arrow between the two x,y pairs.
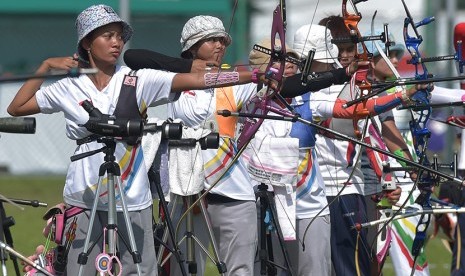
124,76 -> 136,86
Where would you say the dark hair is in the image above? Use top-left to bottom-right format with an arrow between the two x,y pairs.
318,15 -> 351,41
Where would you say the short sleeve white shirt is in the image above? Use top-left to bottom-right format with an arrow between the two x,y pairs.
36,65 -> 176,211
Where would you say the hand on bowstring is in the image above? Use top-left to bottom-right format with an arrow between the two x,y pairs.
408,169 -> 418,183
406,82 -> 435,98
42,55 -> 79,71
346,60 -> 371,76
387,186 -> 402,205
191,60 -> 219,73
22,244 -> 45,273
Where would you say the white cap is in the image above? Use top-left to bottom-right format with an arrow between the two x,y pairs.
293,24 -> 339,63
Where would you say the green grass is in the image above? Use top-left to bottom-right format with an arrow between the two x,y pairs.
0,175 -> 453,275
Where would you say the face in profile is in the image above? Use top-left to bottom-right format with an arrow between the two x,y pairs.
336,42 -> 356,67
372,50 -> 402,80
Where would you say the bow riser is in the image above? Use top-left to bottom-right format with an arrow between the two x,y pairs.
236,3 -> 286,151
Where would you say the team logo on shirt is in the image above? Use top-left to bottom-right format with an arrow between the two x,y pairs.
183,90 -> 196,96
123,76 -> 136,86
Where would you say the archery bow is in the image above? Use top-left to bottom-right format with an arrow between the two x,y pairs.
235,2 -> 288,151
399,1 -> 438,271
340,0 -> 371,138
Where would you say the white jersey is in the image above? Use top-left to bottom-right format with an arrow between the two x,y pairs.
243,96 -> 329,218
36,65 -> 176,211
310,86 -> 365,197
168,83 -> 257,201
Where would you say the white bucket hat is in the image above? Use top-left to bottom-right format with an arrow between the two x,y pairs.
293,24 -> 339,63
180,15 -> 232,58
76,4 -> 133,60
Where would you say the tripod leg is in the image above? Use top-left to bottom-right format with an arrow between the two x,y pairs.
169,195 -> 228,276
156,195 -> 188,276
267,193 -> 295,276
107,173 -> 118,257
78,176 -> 105,276
0,202 -> 9,276
115,175 -> 142,275
0,202 -> 21,276
258,191 -> 269,276
158,196 -> 178,264
185,196 -> 197,275
148,172 -> 187,276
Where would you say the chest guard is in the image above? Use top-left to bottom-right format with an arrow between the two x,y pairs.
290,94 -> 317,148
113,70 -> 146,145
214,87 -> 237,138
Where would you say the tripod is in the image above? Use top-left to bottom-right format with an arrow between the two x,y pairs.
72,137 -> 142,276
149,135 -> 226,275
148,143 -> 187,276
158,193 -> 226,276
255,183 -> 294,276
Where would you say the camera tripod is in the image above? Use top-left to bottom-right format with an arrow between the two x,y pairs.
159,193 -> 226,276
71,137 -> 142,276
148,140 -> 187,276
147,132 -> 225,275
255,183 -> 294,276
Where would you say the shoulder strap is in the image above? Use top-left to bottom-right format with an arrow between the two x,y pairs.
113,70 -> 144,145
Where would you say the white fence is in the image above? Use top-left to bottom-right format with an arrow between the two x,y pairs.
0,82 -> 75,174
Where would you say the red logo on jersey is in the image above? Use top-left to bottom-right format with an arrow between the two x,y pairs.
183,90 -> 196,96
124,76 -> 136,86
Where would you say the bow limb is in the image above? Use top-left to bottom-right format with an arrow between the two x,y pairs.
399,2 -> 437,269
236,2 -> 287,151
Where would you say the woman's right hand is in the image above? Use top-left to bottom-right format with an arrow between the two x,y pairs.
22,245 -> 45,273
43,55 -> 79,71
406,82 -> 434,98
191,59 -> 219,73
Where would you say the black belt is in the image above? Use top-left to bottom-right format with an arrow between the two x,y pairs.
205,192 -> 241,204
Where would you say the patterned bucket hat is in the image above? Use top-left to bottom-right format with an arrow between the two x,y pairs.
180,15 -> 232,58
76,4 -> 133,60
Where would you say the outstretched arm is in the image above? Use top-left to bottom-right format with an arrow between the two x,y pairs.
8,56 -> 79,116
170,70 -> 253,93
124,49 -> 219,73
280,61 -> 367,98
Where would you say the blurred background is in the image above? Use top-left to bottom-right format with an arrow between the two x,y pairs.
0,0 -> 465,275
